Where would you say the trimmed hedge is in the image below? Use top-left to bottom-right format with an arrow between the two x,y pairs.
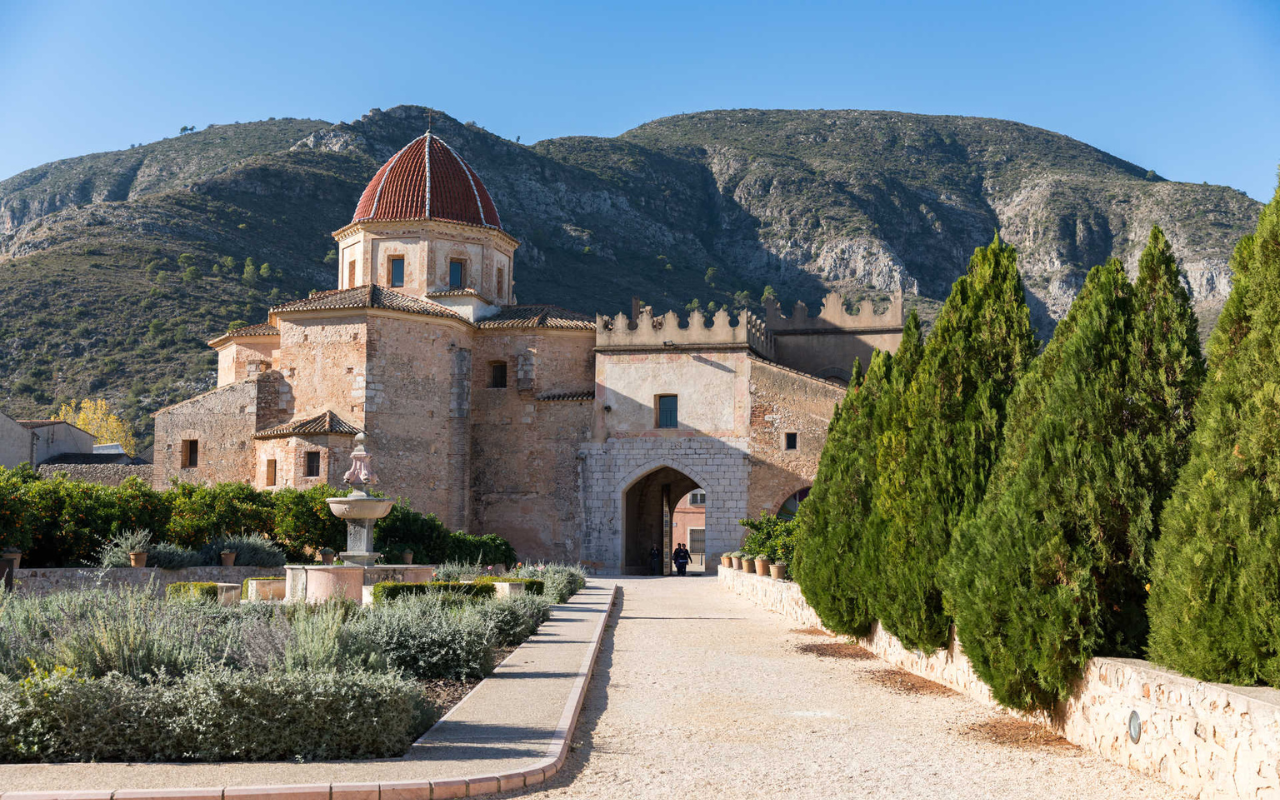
0,666 -> 434,762
473,576 -> 545,595
370,581 -> 497,604
165,582 -> 218,602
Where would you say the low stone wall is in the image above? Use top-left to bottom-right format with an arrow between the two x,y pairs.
36,463 -> 152,486
13,566 -> 285,597
720,566 -> 1280,800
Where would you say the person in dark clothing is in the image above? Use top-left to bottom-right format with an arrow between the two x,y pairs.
672,543 -> 691,576
648,546 -> 660,575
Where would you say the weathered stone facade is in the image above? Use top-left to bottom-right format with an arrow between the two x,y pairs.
36,463 -> 152,486
151,133 -> 900,570
720,567 -> 1280,800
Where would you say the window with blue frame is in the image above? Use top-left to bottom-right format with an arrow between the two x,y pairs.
449,259 -> 465,289
390,256 -> 405,287
657,395 -> 678,429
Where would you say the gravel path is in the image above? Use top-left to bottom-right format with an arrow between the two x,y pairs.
507,576 -> 1181,800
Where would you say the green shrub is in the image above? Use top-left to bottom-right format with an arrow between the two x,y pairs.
0,666 -> 434,762
509,563 -> 587,603
166,582 -> 219,603
148,542 -> 203,570
374,502 -> 452,564
873,235 -> 1038,652
1148,182 -> 1280,686
348,596 -> 494,680
198,534 -> 285,568
284,601 -> 382,673
947,241 -> 1203,711
445,532 -> 517,568
166,483 -> 275,549
473,576 -> 545,595
476,594 -> 553,647
370,581 -> 497,604
96,528 -> 153,568
272,485 -> 348,561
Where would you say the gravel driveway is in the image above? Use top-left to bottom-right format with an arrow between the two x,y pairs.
506,576 -> 1180,800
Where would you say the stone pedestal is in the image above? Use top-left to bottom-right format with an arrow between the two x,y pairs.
285,565 -> 365,603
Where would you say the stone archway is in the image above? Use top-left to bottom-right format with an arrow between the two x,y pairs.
621,466 -> 701,575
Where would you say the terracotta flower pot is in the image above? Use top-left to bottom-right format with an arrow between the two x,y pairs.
720,555 -> 731,568
320,549 -> 335,566
402,549 -> 414,565
220,551 -> 236,567
731,556 -> 743,570
769,563 -> 787,580
129,551 -> 148,568
754,558 -> 771,576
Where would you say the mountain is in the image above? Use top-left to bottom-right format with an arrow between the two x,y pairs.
0,106 -> 1261,443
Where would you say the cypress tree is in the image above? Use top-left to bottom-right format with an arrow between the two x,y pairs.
793,310 -> 923,635
1148,181 -> 1280,686
945,233 -> 1202,711
872,235 -> 1038,652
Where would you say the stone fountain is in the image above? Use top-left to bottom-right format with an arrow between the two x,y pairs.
326,433 -> 394,568
285,433 -> 434,603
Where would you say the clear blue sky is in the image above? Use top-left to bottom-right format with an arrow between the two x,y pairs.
2,0 -> 1277,200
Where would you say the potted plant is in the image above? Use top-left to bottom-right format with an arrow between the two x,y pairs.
319,547 -> 336,566
129,549 -> 148,568
770,561 -> 787,580
720,553 -> 732,568
220,549 -> 236,567
402,548 -> 414,565
730,551 -> 743,570
754,554 -> 772,576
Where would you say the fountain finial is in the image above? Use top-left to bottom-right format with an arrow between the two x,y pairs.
342,432 -> 378,492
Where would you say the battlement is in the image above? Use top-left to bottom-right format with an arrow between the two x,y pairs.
763,291 -> 903,333
596,307 -> 776,360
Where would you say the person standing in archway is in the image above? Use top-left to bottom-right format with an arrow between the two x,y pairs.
648,545 -> 660,575
673,542 -> 690,576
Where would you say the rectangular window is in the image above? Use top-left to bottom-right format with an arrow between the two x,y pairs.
689,490 -> 706,506
265,459 -> 277,487
656,395 -> 678,429
490,361 -> 508,389
785,432 -> 798,450
347,260 -> 356,289
304,451 -> 321,478
496,267 -> 505,299
449,260 -> 464,289
181,439 -> 199,468
390,256 -> 405,287
688,528 -> 706,554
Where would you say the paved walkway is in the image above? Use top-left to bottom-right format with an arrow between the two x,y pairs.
0,583 -> 616,792
501,576 -> 1181,800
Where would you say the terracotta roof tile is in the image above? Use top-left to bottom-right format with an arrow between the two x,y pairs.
253,411 -> 363,440
208,323 -> 280,347
477,305 -> 595,330
352,134 -> 502,231
271,285 -> 465,321
536,391 -> 595,402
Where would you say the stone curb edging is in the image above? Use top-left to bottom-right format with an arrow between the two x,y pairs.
0,584 -> 619,800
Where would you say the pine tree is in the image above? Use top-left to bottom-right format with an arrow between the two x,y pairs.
792,310 -> 923,635
872,235 -> 1038,652
945,234 -> 1202,711
1148,180 -> 1280,686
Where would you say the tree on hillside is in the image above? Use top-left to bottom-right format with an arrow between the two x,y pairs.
793,310 -> 924,635
872,235 -> 1038,652
945,234 -> 1202,711
1148,180 -> 1280,686
56,399 -> 137,457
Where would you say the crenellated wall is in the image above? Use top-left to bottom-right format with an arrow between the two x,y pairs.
720,567 -> 1280,800
596,307 -> 775,361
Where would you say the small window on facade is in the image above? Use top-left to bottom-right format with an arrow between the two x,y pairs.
390,256 -> 405,287
490,361 -> 508,389
347,260 -> 356,288
688,527 -> 706,554
449,259 -> 465,289
785,432 -> 798,450
689,490 -> 706,506
657,395 -> 678,429
304,451 -> 321,478
265,459 -> 277,487
496,267 -> 505,299
181,439 -> 199,468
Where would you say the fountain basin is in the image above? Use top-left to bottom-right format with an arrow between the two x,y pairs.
326,495 -> 394,520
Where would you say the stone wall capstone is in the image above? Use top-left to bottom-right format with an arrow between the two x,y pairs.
718,566 -> 1280,800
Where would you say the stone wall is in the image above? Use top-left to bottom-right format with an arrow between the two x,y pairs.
719,567 -> 1280,800
13,566 -> 285,597
37,463 -> 152,486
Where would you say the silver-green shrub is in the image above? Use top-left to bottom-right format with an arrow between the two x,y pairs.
348,595 -> 493,680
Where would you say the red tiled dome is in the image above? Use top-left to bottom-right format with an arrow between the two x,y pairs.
352,134 -> 502,230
